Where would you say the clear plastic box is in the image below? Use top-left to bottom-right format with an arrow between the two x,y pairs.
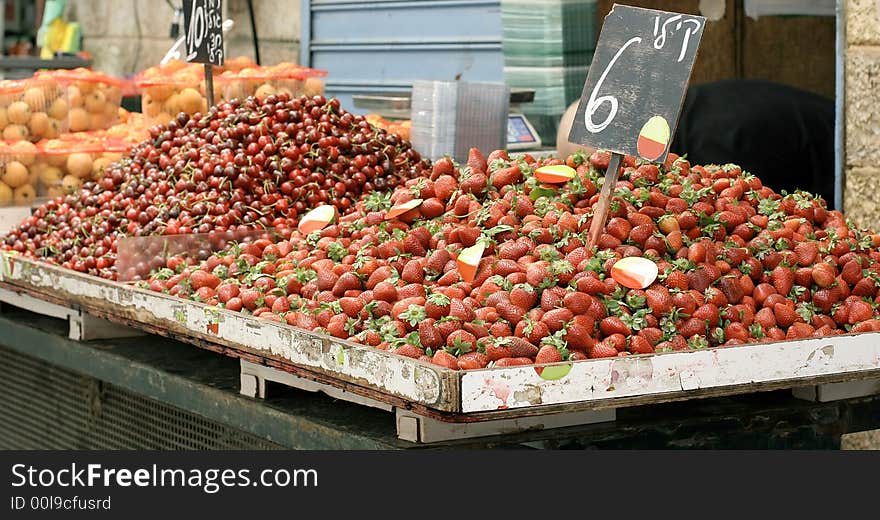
0,77 -> 68,142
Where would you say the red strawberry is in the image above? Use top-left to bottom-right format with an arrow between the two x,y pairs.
589,342 -> 619,359
466,147 -> 488,174
665,270 -> 689,291
771,266 -> 794,297
510,285 -> 538,309
848,300 -> 874,324
339,297 -> 363,318
499,337 -> 535,359
326,314 -> 349,339
645,287 -> 672,317
718,277 -> 744,305
811,263 -> 836,288
190,270 -> 221,290
724,322 -> 750,342
841,260 -> 863,285
794,242 -> 819,266
526,263 -> 552,288
852,278 -> 877,298
431,349 -> 460,369
418,320 -> 444,349
495,301 -> 525,324
679,318 -> 707,338
564,324 -> 595,351
492,164 -> 522,188
535,345 -> 563,365
431,157 -> 455,180
542,308 -> 573,332
693,303 -> 720,327
457,351 -> 490,370
786,322 -> 816,339
562,291 -> 591,314
599,316 -> 632,336
448,298 -> 475,322
494,357 -> 535,367
629,336 -> 655,354
773,303 -> 799,328
687,268 -> 714,292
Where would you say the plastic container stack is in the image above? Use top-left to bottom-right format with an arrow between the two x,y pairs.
501,0 -> 597,146
411,80 -> 508,163
0,77 -> 68,142
36,68 -> 126,132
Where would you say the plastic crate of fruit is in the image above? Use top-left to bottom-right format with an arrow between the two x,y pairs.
36,68 -> 126,132
35,132 -> 130,197
0,140 -> 41,206
215,63 -> 327,102
0,77 -> 68,142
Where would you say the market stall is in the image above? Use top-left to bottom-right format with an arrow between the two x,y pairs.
0,1 -> 878,449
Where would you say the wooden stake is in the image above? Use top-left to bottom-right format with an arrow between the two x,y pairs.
587,152 -> 624,249
204,63 -> 215,108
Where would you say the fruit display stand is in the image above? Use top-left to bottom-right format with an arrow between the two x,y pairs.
2,252 -> 880,443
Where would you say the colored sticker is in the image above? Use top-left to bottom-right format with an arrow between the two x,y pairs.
536,363 -> 573,380
636,116 -> 671,161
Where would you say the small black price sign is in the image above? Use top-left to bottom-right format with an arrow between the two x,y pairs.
182,0 -> 224,66
568,4 -> 705,163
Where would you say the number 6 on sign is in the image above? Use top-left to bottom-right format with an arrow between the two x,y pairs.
584,36 -> 641,134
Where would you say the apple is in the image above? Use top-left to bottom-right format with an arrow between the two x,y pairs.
298,204 -> 337,234
610,256 -> 659,290
534,164 -> 576,184
456,241 -> 485,283
385,198 -> 423,220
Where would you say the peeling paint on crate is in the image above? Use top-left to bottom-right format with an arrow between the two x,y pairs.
2,257 -> 446,408
460,335 -> 880,413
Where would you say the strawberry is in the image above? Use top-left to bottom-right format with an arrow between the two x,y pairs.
485,340 -> 513,361
718,277 -> 744,304
339,296 -> 363,318
589,341 -> 619,359
599,316 -> 632,336
638,327 -> 664,345
562,291 -> 591,314
494,357 -> 535,367
540,289 -> 562,311
645,287 -> 672,317
679,318 -> 707,338
542,308 -> 573,332
811,263 -> 836,288
431,349 -> 460,369
418,320 -> 444,349
496,301 -> 526,324
448,298 -> 475,322
240,288 -> 263,311
786,322 -> 815,339
564,324 -> 595,350
526,262 -> 552,288
773,303 -> 799,328
852,278 -> 877,298
190,270 -> 221,290
693,303 -> 720,327
577,275 -> 609,295
326,314 -> 349,339
457,351 -> 490,370
629,335 -> 655,354
841,260 -> 863,285
848,300 -> 873,324
687,267 -> 714,292
467,147 -> 488,174
724,322 -> 750,342
510,285 -> 538,309
431,157 -> 454,180
491,164 -> 522,188
535,344 -> 564,365
794,241 -> 819,266
506,337 -> 539,358
665,270 -> 689,291
770,266 -> 794,297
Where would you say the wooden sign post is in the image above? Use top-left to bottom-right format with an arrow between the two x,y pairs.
182,0 -> 225,108
569,4 -> 705,248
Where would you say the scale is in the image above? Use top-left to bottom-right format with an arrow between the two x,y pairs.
352,88 -> 544,152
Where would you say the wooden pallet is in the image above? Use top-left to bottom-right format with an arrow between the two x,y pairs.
4,253 -> 880,424
239,359 -> 615,443
0,286 -> 143,341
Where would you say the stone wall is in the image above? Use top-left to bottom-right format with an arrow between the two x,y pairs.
845,0 -> 880,229
65,0 -> 301,78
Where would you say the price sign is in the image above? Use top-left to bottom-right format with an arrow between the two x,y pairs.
568,4 -> 705,163
182,0 -> 224,66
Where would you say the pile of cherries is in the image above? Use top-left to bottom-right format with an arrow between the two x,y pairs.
2,93 -> 429,280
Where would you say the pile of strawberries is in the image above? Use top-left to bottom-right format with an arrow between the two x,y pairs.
142,146 -> 880,370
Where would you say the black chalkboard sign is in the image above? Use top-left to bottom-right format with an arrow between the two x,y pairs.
568,4 -> 705,162
182,0 -> 224,66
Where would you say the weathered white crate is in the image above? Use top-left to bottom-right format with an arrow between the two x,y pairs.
0,286 -> 143,341
2,252 -> 880,419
